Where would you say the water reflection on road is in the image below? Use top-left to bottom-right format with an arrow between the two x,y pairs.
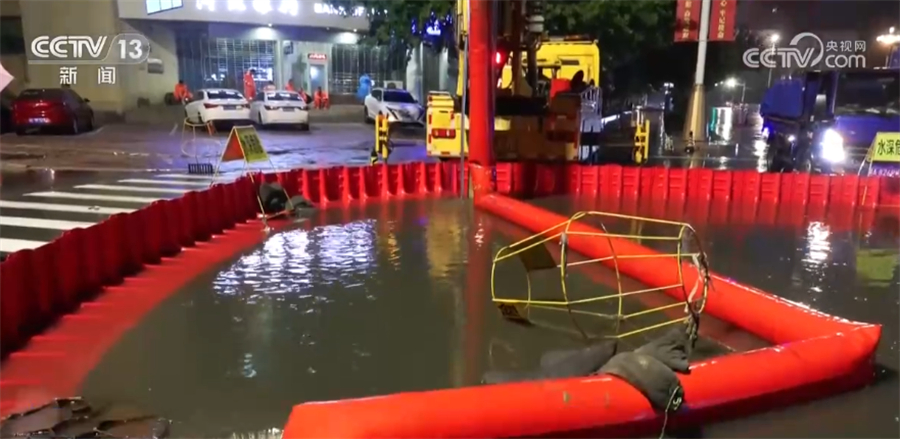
79,196 -> 898,438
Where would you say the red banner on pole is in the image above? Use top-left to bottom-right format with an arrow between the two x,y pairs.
675,0 -> 701,42
709,0 -> 737,41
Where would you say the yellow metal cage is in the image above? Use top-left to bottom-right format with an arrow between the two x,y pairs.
490,211 -> 711,341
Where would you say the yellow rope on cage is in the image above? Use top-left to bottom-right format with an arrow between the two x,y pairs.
490,211 -> 710,340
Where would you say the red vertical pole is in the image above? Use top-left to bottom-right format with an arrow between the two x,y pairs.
468,0 -> 495,195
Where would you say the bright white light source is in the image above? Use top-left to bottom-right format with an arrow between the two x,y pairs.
313,3 -> 364,15
253,0 -> 273,14
821,128 -> 845,162
278,0 -> 298,15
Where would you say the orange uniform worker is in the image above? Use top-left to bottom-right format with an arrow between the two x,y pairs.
243,69 -> 257,100
285,79 -> 296,92
174,79 -> 193,102
314,86 -> 329,109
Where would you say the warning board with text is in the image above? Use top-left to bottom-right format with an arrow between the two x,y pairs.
868,132 -> 900,163
221,125 -> 270,163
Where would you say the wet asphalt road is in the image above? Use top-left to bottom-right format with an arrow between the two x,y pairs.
0,106 -> 764,179
0,115 -> 765,195
0,121 -> 430,173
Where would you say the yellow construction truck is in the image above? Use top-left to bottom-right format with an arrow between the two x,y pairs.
426,0 -> 601,161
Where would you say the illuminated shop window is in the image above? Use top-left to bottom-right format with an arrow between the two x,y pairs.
146,0 -> 183,15
176,36 -> 276,93
313,3 -> 365,16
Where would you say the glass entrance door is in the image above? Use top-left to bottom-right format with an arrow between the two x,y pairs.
307,64 -> 327,94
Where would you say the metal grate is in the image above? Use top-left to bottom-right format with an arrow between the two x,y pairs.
176,36 -> 276,93
176,35 -> 407,97
330,44 -> 406,94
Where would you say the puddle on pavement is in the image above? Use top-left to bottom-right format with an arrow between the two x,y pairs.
78,196 -> 898,438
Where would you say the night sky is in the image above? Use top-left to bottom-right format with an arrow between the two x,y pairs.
740,0 -> 898,37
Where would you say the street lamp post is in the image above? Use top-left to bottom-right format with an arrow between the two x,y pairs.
682,0 -> 713,143
766,33 -> 780,87
876,26 -> 900,67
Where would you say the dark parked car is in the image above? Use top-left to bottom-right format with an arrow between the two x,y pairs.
12,88 -> 95,135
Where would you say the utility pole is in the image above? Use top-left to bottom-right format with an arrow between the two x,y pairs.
682,0 -> 712,143
766,34 -> 780,87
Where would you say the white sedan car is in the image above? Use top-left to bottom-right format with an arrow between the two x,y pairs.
184,89 -> 251,124
364,88 -> 424,125
249,90 -> 310,130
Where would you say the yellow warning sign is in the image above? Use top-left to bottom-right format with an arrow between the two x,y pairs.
868,132 -> 900,163
209,125 -> 287,230
633,120 -> 650,164
222,125 -> 270,163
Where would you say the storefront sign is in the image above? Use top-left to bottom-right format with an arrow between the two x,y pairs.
313,3 -> 364,16
196,0 -> 299,16
674,0 -> 700,42
708,0 -> 737,42
120,0 -> 368,31
307,53 -> 327,61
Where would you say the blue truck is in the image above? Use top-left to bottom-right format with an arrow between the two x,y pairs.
760,68 -> 900,173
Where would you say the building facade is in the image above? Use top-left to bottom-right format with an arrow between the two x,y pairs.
1,0 -> 454,114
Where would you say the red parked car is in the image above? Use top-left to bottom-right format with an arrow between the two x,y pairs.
12,88 -> 95,135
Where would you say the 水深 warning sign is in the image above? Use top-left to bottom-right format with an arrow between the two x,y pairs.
221,125 -> 270,163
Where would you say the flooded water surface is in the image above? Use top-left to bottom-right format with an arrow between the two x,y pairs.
79,196 -> 899,438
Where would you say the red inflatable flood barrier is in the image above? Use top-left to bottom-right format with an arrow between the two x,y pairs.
494,162 -> 900,208
0,162 -> 465,415
0,176 -> 255,358
281,194 -> 882,439
0,163 -> 465,358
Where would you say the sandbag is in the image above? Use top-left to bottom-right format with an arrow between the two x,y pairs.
258,182 -> 289,214
0,398 -> 169,438
0,397 -> 90,437
539,340 -> 618,378
599,351 -> 684,411
289,195 -> 314,209
482,340 -> 618,384
633,326 -> 693,373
